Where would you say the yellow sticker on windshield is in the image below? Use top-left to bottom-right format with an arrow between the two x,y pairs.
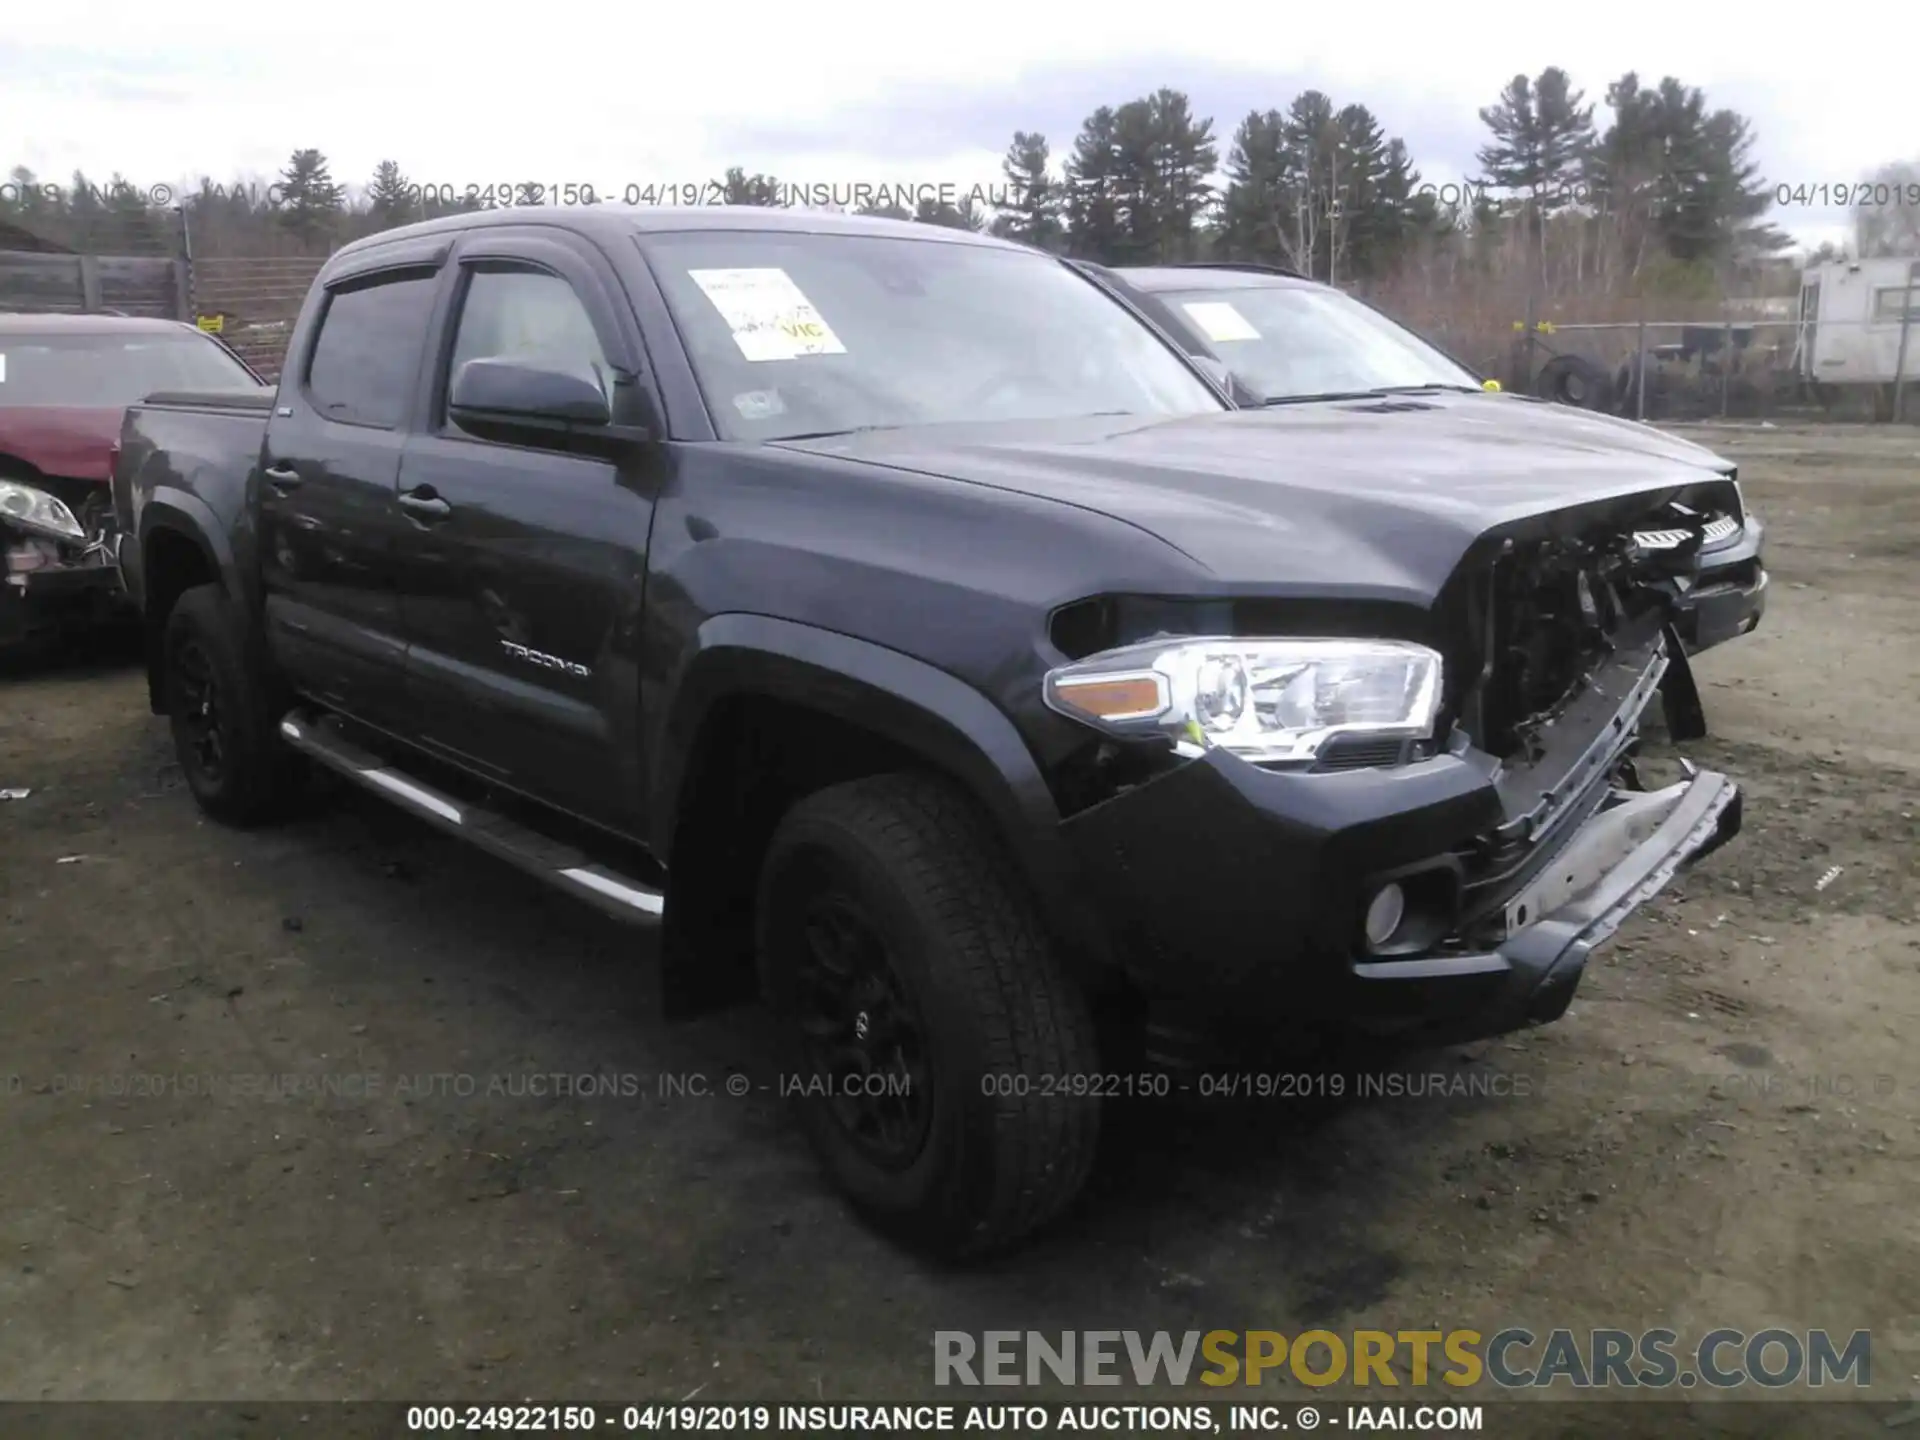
1180,301 -> 1261,344
689,267 -> 847,362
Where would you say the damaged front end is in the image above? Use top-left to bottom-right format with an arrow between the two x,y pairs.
1,471 -> 126,650
1044,484 -> 1743,1054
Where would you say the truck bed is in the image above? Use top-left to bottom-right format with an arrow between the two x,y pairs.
112,392 -> 272,612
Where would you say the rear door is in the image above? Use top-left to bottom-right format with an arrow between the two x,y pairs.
259,246 -> 446,726
392,229 -> 660,831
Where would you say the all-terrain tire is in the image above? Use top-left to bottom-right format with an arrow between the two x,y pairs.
756,772 -> 1101,1260
162,583 -> 302,826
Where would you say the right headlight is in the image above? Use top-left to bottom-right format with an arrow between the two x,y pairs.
0,479 -> 84,543
1043,636 -> 1443,766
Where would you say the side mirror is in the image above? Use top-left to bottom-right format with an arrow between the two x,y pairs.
449,355 -> 611,428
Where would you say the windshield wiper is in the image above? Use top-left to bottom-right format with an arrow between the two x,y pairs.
1258,389 -> 1393,406
1260,383 -> 1484,406
769,424 -> 901,442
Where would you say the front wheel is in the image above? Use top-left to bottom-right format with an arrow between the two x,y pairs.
162,584 -> 302,825
757,773 -> 1102,1259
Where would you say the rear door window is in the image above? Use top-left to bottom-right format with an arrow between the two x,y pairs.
306,271 -> 439,427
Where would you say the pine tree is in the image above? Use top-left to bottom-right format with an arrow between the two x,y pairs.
1477,68 -> 1595,219
994,132 -> 1064,250
1279,91 -> 1339,279
1064,107 -> 1124,261
277,149 -> 344,247
1218,110 -> 1292,265
368,160 -> 416,228
67,170 -> 104,252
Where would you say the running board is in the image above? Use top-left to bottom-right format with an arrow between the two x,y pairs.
277,709 -> 666,925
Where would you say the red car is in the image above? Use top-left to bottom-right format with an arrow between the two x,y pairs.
1,313 -> 268,651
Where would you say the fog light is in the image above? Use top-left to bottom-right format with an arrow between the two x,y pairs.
1363,883 -> 1406,950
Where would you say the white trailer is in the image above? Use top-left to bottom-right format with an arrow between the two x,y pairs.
1795,257 -> 1920,417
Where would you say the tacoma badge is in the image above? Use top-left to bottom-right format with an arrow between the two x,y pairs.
500,639 -> 591,678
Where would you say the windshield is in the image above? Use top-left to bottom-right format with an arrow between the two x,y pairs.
640,231 -> 1226,441
1151,284 -> 1479,403
0,331 -> 261,407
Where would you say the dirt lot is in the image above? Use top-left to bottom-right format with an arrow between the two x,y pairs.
2,422 -> 1917,1431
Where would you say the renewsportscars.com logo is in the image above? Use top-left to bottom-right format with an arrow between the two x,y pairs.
933,1329 -> 1871,1390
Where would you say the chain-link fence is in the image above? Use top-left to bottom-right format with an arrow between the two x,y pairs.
1491,315 -> 1917,423
189,256 -> 324,380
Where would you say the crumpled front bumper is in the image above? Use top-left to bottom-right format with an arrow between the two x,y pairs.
1059,706 -> 1741,1050
1346,764 -> 1739,1043
1,530 -> 126,646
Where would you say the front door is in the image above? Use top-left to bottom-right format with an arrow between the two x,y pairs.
392,237 -> 657,832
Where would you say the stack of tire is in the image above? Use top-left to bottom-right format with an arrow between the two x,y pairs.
1532,353 -> 1616,414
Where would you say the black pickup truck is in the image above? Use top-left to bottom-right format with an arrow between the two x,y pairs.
114,206 -> 1742,1257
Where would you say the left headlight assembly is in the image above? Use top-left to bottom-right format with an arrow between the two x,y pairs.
0,479 -> 85,543
1044,637 -> 1443,766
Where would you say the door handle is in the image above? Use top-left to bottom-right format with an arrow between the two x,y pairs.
398,487 -> 452,521
262,463 -> 302,493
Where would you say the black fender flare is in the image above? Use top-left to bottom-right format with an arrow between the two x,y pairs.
652,613 -> 1113,969
135,491 -> 245,712
138,488 -> 241,600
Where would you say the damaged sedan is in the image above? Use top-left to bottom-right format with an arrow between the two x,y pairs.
1,314 -> 265,652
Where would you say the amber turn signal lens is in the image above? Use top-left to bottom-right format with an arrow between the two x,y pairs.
1050,673 -> 1168,722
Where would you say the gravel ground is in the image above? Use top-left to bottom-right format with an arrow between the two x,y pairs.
2,421 -> 1916,1436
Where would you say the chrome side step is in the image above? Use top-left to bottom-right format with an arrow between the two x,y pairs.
277,710 -> 666,924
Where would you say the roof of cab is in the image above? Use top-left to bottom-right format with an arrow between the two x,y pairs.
0,313 -> 202,335
1114,265 -> 1318,293
329,203 -> 1026,266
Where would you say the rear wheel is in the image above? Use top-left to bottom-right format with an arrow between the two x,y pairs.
162,584 -> 302,825
757,772 -> 1101,1259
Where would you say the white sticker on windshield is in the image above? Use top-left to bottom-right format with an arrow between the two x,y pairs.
690,267 -> 847,362
1181,301 -> 1261,344
0,354 -> 7,383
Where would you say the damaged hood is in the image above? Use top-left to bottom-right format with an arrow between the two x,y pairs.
0,407 -> 123,483
777,397 -> 1736,604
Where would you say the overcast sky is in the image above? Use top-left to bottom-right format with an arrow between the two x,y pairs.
0,4 -> 1892,250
